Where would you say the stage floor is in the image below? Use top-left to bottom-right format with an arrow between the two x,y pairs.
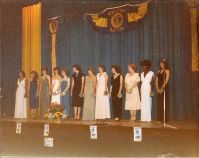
0,118 -> 199,157
1,117 -> 199,130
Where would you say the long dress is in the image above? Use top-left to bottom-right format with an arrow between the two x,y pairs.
60,80 -> 70,117
40,77 -> 50,117
125,73 -> 141,110
72,73 -> 84,107
51,79 -> 60,104
157,71 -> 169,122
29,80 -> 38,108
111,74 -> 122,119
140,71 -> 154,122
82,77 -> 96,120
14,78 -> 27,118
95,72 -> 110,119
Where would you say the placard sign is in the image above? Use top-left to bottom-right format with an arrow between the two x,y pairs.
134,127 -> 142,142
90,125 -> 97,139
16,122 -> 22,134
44,137 -> 54,147
44,124 -> 49,136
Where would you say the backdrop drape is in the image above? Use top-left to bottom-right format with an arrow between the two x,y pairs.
1,0 -> 198,119
40,0 -> 198,120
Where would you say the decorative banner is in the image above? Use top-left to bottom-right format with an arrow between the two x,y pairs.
86,1 -> 152,33
49,20 -> 58,73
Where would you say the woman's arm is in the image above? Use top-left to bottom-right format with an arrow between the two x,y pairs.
83,76 -> 87,96
80,76 -> 85,95
156,76 -> 160,93
36,80 -> 40,96
151,76 -> 154,92
58,76 -> 61,91
71,78 -> 74,96
118,75 -> 123,95
162,70 -> 170,89
25,79 -> 28,98
47,75 -> 51,95
93,76 -> 97,95
104,73 -> 108,91
65,77 -> 71,93
124,75 -> 127,90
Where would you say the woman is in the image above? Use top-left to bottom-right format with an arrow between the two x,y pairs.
82,67 -> 96,120
60,68 -> 70,119
125,64 -> 141,121
156,59 -> 170,122
14,71 -> 27,119
110,65 -> 123,121
71,64 -> 85,120
28,71 -> 39,119
51,67 -> 61,104
95,64 -> 111,123
39,67 -> 51,118
140,60 -> 154,122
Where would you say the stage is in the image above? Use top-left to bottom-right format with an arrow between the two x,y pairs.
0,118 -> 198,157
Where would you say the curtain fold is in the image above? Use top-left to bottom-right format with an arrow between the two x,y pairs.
22,3 -> 41,117
41,0 -> 198,120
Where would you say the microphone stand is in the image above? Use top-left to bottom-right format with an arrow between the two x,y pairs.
162,74 -> 177,129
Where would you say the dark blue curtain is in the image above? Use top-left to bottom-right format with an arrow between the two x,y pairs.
1,0 -> 198,119
41,0 -> 196,120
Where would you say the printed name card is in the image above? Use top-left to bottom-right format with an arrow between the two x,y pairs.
134,127 -> 142,142
90,125 -> 97,139
44,137 -> 54,147
44,124 -> 49,136
16,122 -> 22,134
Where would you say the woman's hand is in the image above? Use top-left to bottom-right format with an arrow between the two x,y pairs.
157,88 -> 160,93
150,91 -> 154,97
127,89 -> 132,94
104,90 -> 108,96
79,92 -> 83,97
117,92 -> 122,98
159,88 -> 164,94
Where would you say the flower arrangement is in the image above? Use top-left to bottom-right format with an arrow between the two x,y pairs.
47,103 -> 64,119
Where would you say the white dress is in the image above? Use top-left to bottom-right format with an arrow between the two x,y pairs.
140,71 -> 154,122
51,79 -> 60,104
95,72 -> 111,119
125,73 -> 141,110
14,78 -> 27,118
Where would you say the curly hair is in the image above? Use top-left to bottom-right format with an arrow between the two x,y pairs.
111,64 -> 121,73
140,60 -> 151,69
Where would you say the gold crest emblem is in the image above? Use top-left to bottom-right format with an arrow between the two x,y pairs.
49,20 -> 58,34
111,13 -> 124,29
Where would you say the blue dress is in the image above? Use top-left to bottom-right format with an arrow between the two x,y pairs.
60,80 -> 70,116
29,80 -> 38,108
